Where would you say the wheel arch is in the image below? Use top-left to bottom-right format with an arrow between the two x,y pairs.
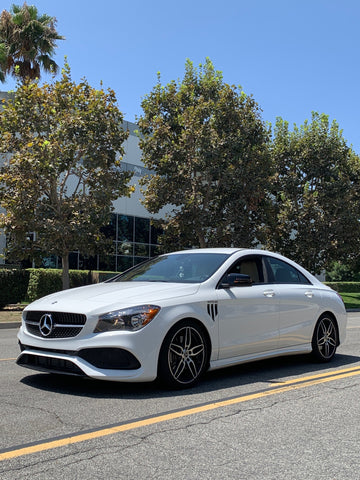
157,317 -> 213,373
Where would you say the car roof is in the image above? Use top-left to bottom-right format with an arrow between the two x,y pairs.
164,248 -> 322,285
167,248 -> 245,255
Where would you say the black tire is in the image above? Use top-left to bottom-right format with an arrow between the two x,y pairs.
311,314 -> 338,362
158,320 -> 209,388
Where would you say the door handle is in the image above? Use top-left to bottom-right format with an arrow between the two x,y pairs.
263,289 -> 275,298
305,291 -> 314,298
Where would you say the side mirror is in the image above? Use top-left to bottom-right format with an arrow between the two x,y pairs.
221,273 -> 252,288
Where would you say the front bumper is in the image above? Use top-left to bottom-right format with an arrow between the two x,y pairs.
16,325 -> 160,382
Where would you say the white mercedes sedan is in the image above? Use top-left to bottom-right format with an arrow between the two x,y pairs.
17,248 -> 347,388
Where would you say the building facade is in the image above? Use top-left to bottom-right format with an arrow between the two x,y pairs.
0,97 -> 166,271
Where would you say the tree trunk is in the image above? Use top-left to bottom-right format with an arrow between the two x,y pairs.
61,253 -> 70,290
196,229 -> 207,248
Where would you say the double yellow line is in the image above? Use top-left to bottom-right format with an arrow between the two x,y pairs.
1,365 -> 360,462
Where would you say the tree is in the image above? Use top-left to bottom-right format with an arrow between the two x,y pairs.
138,58 -> 272,250
0,2 -> 64,83
0,63 -> 133,289
266,112 -> 360,273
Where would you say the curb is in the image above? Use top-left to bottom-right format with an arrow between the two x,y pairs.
0,322 -> 21,329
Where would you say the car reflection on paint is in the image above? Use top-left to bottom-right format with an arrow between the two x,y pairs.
17,248 -> 347,388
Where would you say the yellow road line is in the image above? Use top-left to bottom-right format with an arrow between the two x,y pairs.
0,358 -> 16,362
1,365 -> 360,462
268,365 -> 360,385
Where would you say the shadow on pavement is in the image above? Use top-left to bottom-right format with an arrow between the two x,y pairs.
19,352 -> 360,400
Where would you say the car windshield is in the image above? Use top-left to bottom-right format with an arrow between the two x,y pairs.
111,253 -> 230,284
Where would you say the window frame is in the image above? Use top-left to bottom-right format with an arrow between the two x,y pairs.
263,255 -> 312,285
218,254 -> 269,287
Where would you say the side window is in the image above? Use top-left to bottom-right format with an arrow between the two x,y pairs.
265,257 -> 311,285
227,256 -> 264,284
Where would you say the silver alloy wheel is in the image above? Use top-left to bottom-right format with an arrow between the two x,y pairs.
167,325 -> 206,385
313,315 -> 338,361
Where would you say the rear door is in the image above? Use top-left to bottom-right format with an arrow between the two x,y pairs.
263,256 -> 320,348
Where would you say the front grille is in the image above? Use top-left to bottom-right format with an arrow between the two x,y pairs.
24,311 -> 86,338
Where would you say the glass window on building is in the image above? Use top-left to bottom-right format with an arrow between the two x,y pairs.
18,213 -> 163,273
118,242 -> 134,256
69,251 -> 79,270
101,214 -> 117,240
117,255 -> 134,272
135,217 -> 150,244
150,224 -> 162,245
134,243 -> 149,257
99,254 -> 116,272
118,215 -> 134,242
150,244 -> 163,257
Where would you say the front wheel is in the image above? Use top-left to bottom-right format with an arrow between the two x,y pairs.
158,320 -> 209,388
311,314 -> 338,362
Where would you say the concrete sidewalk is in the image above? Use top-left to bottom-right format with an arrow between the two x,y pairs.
0,308 -> 22,329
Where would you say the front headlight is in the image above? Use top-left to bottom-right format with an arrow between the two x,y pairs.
94,305 -> 161,333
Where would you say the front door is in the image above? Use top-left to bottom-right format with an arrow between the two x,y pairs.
216,255 -> 279,359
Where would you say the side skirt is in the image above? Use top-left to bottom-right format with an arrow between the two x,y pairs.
208,344 -> 312,371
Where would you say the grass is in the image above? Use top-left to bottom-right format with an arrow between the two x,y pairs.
339,293 -> 360,310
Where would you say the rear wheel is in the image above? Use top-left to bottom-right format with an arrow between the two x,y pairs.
311,314 -> 338,362
158,320 -> 209,388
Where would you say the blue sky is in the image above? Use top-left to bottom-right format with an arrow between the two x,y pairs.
2,0 -> 360,152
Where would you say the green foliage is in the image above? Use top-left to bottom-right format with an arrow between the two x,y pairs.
0,2 -> 64,82
324,282 -> 360,293
267,112 -> 360,274
326,261 -> 360,282
0,268 -> 118,306
0,268 -> 30,308
26,268 -> 93,301
138,58 -> 272,249
25,268 -> 117,302
338,293 -> 360,309
0,63 -> 133,289
26,268 -> 62,301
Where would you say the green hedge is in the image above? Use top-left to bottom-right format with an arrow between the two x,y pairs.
0,268 -> 119,307
324,282 -> 360,293
26,269 -> 90,302
26,269 -> 119,302
0,269 -> 30,308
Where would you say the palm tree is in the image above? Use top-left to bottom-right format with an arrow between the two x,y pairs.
0,2 -> 64,83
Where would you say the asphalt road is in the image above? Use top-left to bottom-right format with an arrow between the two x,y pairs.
1,314 -> 360,480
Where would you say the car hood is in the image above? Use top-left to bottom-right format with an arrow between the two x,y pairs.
25,282 -> 201,314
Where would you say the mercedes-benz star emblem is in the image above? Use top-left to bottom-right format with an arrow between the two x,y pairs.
39,313 -> 54,337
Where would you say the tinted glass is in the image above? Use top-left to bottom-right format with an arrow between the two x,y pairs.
150,224 -> 163,244
266,257 -> 310,284
101,214 -> 117,240
118,215 -> 134,242
135,217 -> 150,243
117,256 -> 133,272
226,256 -> 264,283
111,253 -> 230,283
